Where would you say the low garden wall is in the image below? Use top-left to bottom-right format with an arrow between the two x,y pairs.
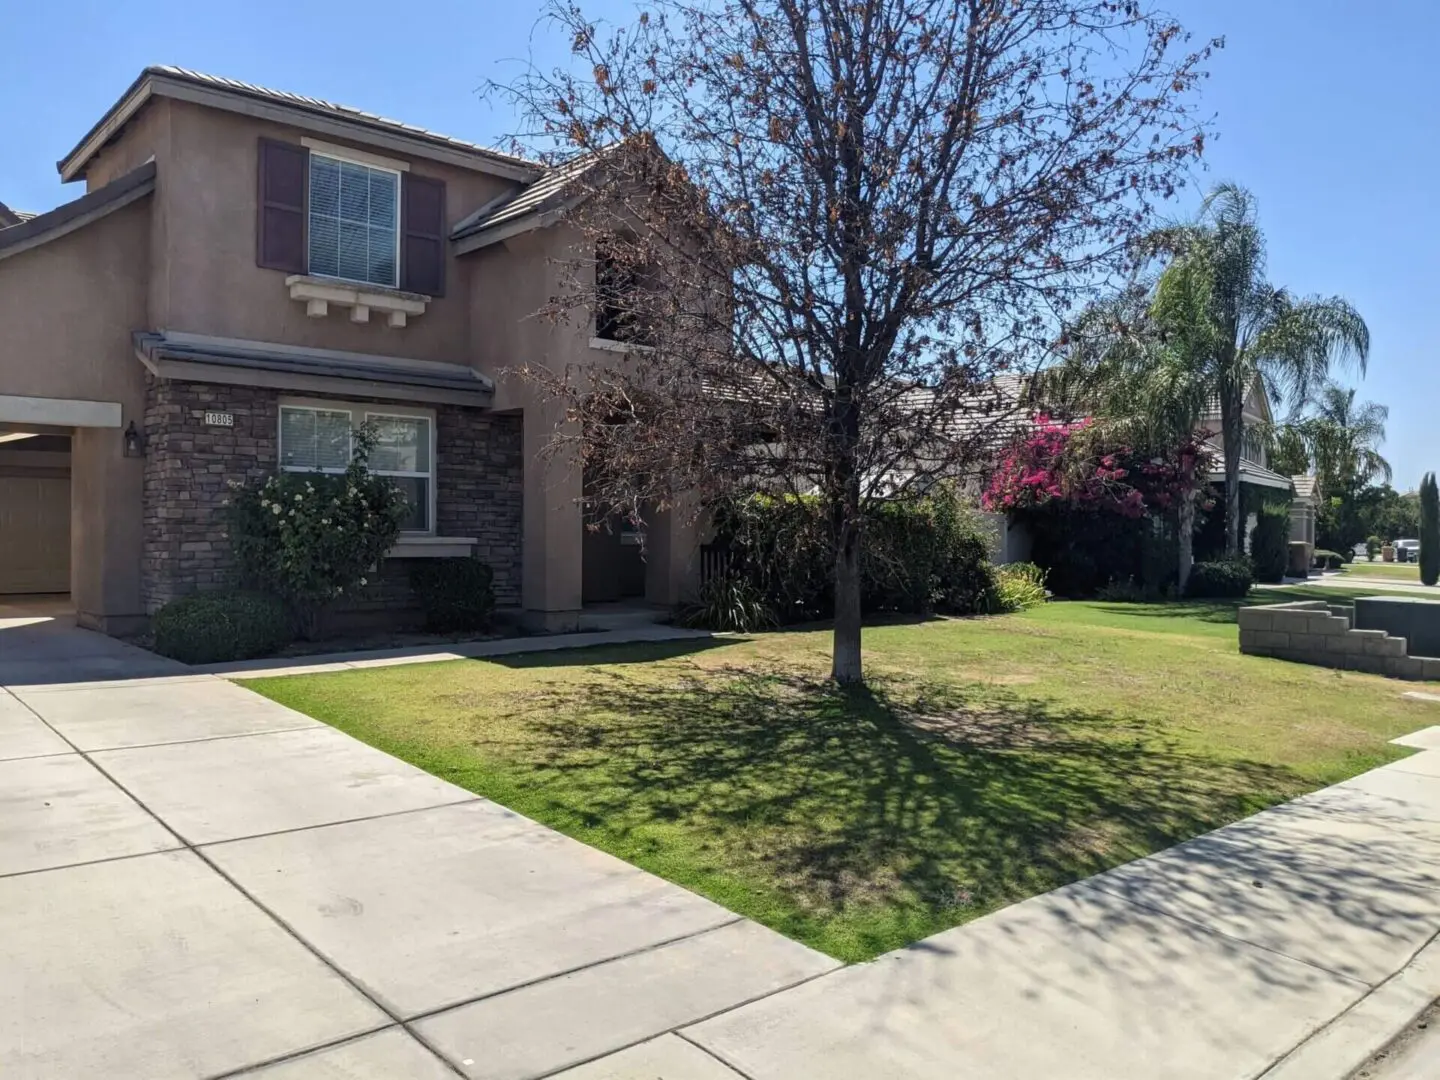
1237,600 -> 1440,680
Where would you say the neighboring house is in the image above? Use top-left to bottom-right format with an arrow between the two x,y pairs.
0,66 -> 698,634
1196,377 -> 1297,550
1290,474 -> 1321,558
981,372 -> 1303,558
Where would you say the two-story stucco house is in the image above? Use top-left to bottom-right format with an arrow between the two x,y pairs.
0,67 -> 700,634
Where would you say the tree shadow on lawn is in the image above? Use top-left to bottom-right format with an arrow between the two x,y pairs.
511,665 -> 1308,958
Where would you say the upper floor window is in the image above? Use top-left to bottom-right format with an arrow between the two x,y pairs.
595,239 -> 651,344
308,154 -> 400,288
257,138 -> 446,298
279,402 -> 434,533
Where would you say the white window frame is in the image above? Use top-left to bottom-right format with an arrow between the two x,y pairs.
278,399 -> 437,536
306,150 -> 403,290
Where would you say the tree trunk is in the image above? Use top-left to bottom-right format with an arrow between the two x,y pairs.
832,512 -> 863,684
1220,386 -> 1244,557
1177,489 -> 1196,595
829,390 -> 864,686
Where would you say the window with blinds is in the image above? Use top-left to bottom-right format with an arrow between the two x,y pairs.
366,414 -> 432,532
279,407 -> 352,471
278,404 -> 435,533
307,153 -> 400,288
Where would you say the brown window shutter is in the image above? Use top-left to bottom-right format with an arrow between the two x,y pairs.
401,174 -> 446,297
257,138 -> 308,273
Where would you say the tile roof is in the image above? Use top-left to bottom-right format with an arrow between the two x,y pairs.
1205,459 -> 1294,491
451,152 -> 604,244
0,162 -> 156,262
0,202 -> 35,228
59,66 -> 541,182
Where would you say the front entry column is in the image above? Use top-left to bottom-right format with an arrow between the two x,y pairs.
520,402 -> 584,632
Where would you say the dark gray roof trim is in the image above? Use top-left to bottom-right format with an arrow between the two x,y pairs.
452,153 -> 601,252
0,161 -> 156,263
60,67 -> 542,184
134,331 -> 494,408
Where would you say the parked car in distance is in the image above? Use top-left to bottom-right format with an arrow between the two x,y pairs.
1395,539 -> 1421,563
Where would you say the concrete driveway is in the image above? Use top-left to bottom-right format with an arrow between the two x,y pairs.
0,598 -> 187,685
0,617 -> 837,1078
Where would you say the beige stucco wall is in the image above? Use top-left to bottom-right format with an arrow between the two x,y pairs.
5,93 -> 702,628
467,226 -> 589,624
0,198 -> 151,628
466,223 -> 702,619
91,98 -> 519,363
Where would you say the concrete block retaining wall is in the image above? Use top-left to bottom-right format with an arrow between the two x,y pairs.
1238,600 -> 1440,680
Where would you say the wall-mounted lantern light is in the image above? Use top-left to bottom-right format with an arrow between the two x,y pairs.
123,421 -> 147,458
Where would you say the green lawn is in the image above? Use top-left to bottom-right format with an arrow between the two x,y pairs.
1339,561 -> 1431,584
250,589 -> 1433,963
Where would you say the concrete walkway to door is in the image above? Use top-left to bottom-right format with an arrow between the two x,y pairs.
6,606 -> 1440,1078
0,613 -> 837,1079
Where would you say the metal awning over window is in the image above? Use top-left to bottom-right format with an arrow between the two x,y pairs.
133,331 -> 493,408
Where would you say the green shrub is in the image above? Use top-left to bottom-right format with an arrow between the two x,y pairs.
1248,504 -> 1291,584
709,485 -> 998,624
1366,535 -> 1383,560
1185,557 -> 1253,599
677,574 -> 778,632
151,591 -> 291,664
988,562 -> 1048,612
1311,548 -> 1345,571
1422,472 -> 1439,587
226,424 -> 410,638
1094,577 -> 1151,603
408,557 -> 496,633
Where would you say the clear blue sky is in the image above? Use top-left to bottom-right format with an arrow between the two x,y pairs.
2,1 -> 1433,488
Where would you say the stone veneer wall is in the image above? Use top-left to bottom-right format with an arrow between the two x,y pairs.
142,377 -> 523,617
1237,600 -> 1440,680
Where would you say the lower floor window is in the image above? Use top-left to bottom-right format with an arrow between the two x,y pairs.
279,402 -> 434,533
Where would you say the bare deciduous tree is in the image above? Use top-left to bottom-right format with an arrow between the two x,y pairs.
491,0 -> 1217,684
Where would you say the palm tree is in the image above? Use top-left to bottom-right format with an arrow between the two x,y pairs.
1046,261 -> 1216,591
1153,184 -> 1371,554
1304,383 -> 1392,492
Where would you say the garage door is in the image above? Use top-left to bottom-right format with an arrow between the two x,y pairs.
0,476 -> 70,593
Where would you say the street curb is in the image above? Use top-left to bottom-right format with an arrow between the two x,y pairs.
1258,933 -> 1440,1079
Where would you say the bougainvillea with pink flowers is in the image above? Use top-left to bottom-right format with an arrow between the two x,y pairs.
983,415 -> 1215,519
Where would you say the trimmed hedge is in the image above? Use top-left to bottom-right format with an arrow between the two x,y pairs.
1185,557 -> 1253,599
705,487 -> 1000,626
408,557 -> 496,633
151,591 -> 292,664
1249,504 -> 1291,584
1312,548 -> 1346,571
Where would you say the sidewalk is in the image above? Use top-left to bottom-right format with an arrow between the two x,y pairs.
667,723 -> 1440,1080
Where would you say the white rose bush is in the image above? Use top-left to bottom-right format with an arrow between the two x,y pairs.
226,423 -> 410,638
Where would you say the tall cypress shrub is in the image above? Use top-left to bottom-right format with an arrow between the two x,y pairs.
1421,472 -> 1440,587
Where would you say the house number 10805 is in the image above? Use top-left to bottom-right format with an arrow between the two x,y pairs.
205,412 -> 235,427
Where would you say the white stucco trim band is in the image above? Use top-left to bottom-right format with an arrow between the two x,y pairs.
286,276 -> 430,328
0,395 -> 123,428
